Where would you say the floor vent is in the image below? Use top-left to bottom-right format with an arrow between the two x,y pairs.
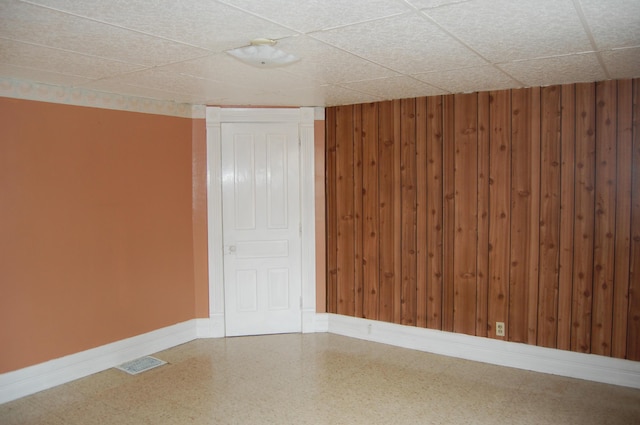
116,356 -> 166,375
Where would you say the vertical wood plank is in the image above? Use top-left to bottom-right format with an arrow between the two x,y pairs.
326,107 -> 338,314
488,90 -> 511,339
510,87 -> 540,344
453,93 -> 478,335
528,87 -> 541,345
557,84 -> 576,351
401,98 -> 417,326
353,105 -> 364,318
612,80 -> 632,359
628,78 -> 640,361
393,100 -> 402,324
416,97 -> 428,328
476,91 -> 490,337
442,94 -> 456,332
335,105 -> 356,316
362,102 -> 380,321
591,80 -> 617,356
426,95 -> 444,330
572,82 -> 596,354
378,101 -> 395,323
510,88 -> 528,342
538,85 -> 562,348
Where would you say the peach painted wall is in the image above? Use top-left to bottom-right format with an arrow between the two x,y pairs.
0,97 -> 198,373
192,118 -> 209,318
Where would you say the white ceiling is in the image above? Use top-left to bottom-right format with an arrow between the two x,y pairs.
0,0 -> 638,107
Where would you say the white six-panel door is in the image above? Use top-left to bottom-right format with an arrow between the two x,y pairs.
221,122 -> 302,336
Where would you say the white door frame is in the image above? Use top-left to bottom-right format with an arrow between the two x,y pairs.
205,107 -> 316,337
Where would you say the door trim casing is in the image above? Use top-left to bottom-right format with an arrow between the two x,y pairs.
205,107 -> 316,336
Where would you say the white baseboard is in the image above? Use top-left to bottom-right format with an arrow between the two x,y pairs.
326,313 -> 640,389
3,313 -> 638,405
0,320 -> 198,404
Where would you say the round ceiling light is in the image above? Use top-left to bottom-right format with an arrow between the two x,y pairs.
226,38 -> 300,68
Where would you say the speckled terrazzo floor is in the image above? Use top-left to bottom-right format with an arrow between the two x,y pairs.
2,333 -> 639,425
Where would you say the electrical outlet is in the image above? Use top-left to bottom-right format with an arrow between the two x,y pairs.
496,322 -> 505,337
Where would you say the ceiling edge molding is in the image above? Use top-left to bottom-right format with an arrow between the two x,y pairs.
0,77 -> 199,119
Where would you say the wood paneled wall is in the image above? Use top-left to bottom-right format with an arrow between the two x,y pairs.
325,79 -> 640,360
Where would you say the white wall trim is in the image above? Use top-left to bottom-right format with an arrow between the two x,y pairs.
205,109 -> 225,330
327,314 -> 640,389
205,107 -> 316,337
0,320 -> 198,404
299,107 -> 317,334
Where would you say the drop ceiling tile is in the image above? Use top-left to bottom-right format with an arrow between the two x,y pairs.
193,87 -> 292,107
275,36 -> 400,84
84,68 -> 229,98
312,13 -> 486,74
406,0 -> 473,9
89,67 -> 309,107
497,53 -> 606,87
413,65 -> 521,93
280,84 -> 384,107
0,0 -> 208,66
159,53 -> 322,91
342,75 -> 446,101
0,38 -> 144,79
197,86 -> 310,107
78,79 -> 195,103
201,83 -> 385,108
578,0 -> 640,50
0,63 -> 91,87
425,0 -> 593,63
188,78 -> 323,106
600,47 -> 640,79
218,0 -> 411,32
26,0 -> 295,51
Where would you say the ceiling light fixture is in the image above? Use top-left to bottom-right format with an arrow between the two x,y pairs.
226,38 -> 300,68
